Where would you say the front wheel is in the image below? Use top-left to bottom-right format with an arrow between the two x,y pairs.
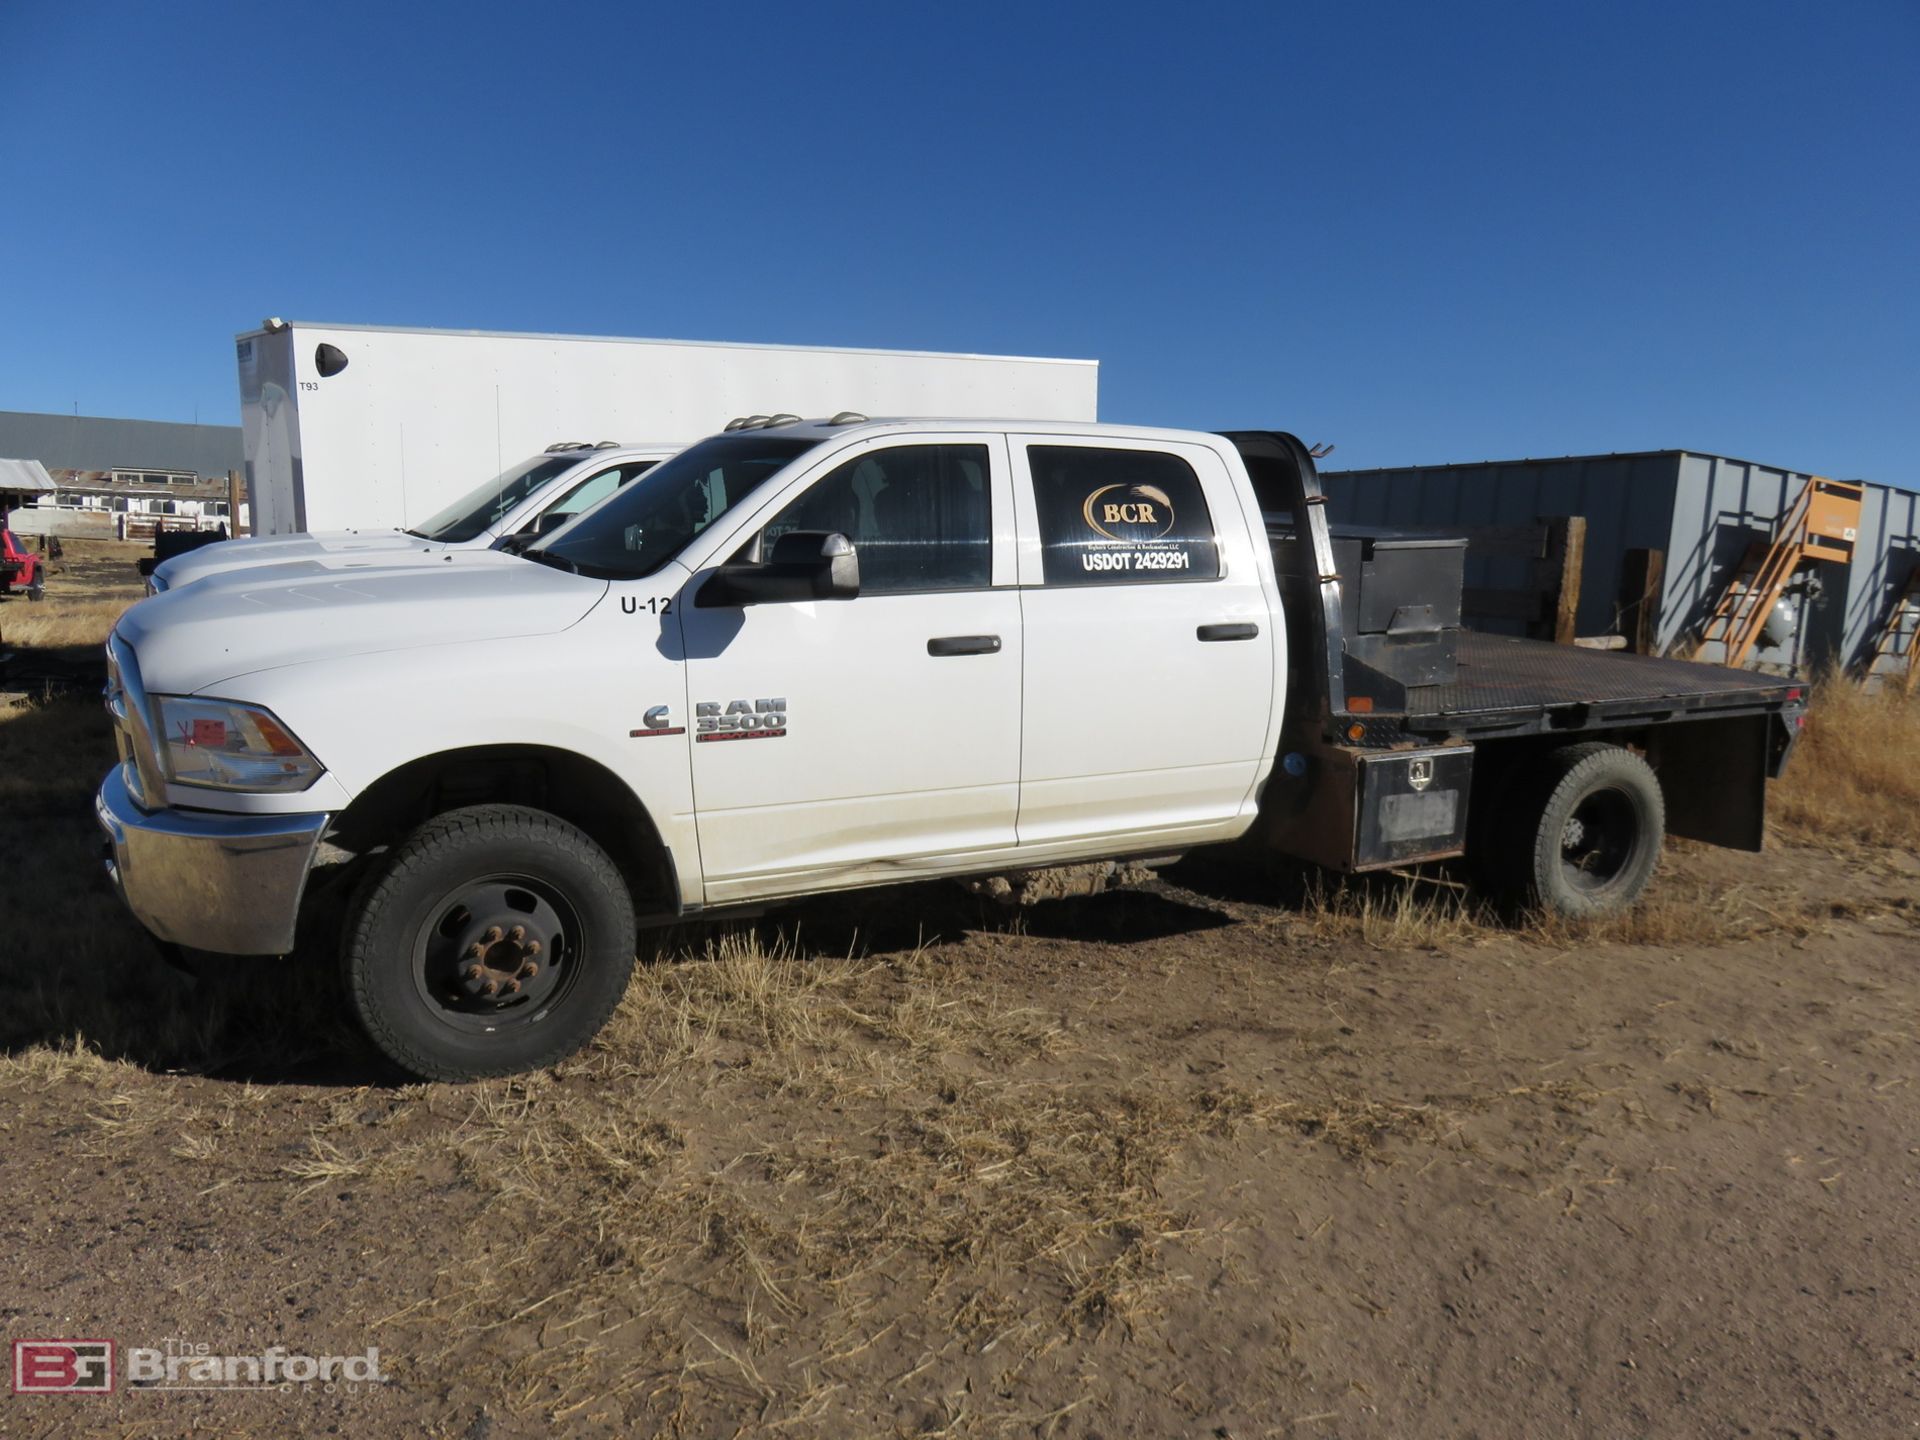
344,805 -> 637,1081
1490,742 -> 1666,918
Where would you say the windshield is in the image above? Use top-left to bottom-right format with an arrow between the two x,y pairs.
530,434 -> 819,579
406,455 -> 583,543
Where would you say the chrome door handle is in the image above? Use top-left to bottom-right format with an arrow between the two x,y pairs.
1197,622 -> 1260,642
927,635 -> 1002,656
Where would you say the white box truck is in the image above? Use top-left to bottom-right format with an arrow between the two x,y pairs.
236,321 -> 1098,535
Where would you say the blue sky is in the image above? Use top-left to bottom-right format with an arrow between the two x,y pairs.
1,1 -> 1914,481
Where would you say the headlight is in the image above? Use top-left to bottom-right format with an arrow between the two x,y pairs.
154,697 -> 323,792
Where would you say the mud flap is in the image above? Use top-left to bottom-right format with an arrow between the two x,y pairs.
1647,713 -> 1768,852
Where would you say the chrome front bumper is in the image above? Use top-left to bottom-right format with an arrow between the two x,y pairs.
96,765 -> 331,956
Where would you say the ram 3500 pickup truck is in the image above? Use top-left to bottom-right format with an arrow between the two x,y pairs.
147,440 -> 682,593
98,418 -> 1805,1081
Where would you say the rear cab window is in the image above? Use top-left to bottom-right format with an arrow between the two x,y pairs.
1025,445 -> 1220,585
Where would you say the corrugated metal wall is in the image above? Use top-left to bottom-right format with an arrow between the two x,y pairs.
1666,455 -> 1827,669
1327,451 -> 1920,673
1665,456 -> 1920,672
1322,453 -> 1681,638
1846,483 -> 1920,670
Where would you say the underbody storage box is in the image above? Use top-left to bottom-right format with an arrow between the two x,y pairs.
1254,741 -> 1475,871
1269,524 -> 1466,687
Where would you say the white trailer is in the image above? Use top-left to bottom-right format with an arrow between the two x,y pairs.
236,322 -> 1099,535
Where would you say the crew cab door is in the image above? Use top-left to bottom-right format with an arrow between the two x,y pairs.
1010,436 -> 1277,846
679,436 -> 1022,903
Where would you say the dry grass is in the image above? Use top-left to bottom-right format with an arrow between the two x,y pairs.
169,927 -> 1473,1429
310,932 -> 1226,1422
1773,671 -> 1920,851
1198,1083 -> 1455,1158
1,597 -> 137,650
1292,871 -> 1491,951
0,538 -> 145,644
0,538 -> 146,702
1287,862 -> 1847,954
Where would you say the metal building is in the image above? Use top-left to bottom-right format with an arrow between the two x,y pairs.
0,411 -> 247,538
0,410 -> 242,479
1323,450 -> 1919,678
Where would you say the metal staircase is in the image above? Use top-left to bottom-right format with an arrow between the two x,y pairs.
1862,563 -> 1920,694
1691,476 -> 1863,669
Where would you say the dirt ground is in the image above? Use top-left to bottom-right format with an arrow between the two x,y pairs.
1,544 -> 1915,1438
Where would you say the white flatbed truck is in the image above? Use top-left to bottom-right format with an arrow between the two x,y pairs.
98,419 -> 1806,1080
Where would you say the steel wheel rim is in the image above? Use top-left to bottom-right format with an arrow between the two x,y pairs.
1558,788 -> 1642,896
409,872 -> 584,1033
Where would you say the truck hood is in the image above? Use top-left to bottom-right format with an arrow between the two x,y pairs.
152,530 -> 448,591
118,549 -> 607,695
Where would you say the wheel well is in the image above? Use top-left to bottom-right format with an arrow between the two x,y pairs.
328,746 -> 678,915
1467,734 -> 1656,847
1471,732 -> 1653,798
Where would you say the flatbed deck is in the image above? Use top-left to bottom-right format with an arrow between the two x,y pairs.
1402,633 -> 1801,738
1229,428 -> 1807,881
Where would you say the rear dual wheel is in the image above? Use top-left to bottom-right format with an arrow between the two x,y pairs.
344,805 -> 637,1081
1483,742 -> 1666,918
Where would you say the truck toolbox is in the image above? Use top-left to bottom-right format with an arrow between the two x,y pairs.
1270,523 -> 1465,687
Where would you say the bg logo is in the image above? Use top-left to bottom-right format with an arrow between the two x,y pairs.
12,1339 -> 115,1395
1081,483 -> 1176,542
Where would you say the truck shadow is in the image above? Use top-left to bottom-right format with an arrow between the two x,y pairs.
0,692 -> 370,1085
3,688 -> 1238,1085
779,876 -> 1235,956
2,862 -> 1237,1092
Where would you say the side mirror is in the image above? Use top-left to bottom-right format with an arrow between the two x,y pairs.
498,511 -> 574,555
699,530 -> 860,607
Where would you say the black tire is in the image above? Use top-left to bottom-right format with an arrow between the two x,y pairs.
344,805 -> 637,1081
1488,742 -> 1665,918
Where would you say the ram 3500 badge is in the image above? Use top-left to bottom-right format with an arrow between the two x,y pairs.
695,699 -> 788,741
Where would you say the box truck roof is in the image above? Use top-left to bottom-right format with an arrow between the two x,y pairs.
241,319 -> 1095,367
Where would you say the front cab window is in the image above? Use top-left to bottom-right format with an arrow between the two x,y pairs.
762,444 -> 992,594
